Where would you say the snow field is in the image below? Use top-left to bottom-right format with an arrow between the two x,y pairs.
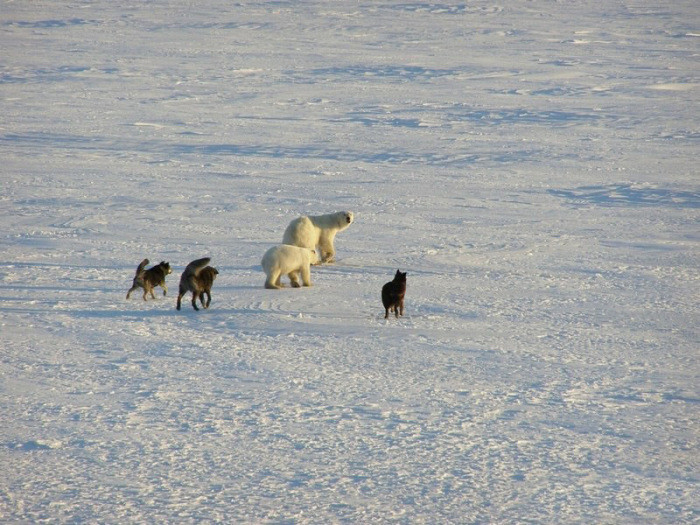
2,1 -> 698,523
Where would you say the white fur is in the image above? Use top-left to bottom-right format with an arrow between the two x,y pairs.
261,244 -> 319,289
282,211 -> 354,263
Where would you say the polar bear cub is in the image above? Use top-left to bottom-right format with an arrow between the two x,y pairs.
282,211 -> 354,263
262,244 -> 319,289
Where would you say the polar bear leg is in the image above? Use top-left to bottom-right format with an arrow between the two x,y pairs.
288,270 -> 301,288
265,269 -> 282,289
301,265 -> 312,286
318,232 -> 336,263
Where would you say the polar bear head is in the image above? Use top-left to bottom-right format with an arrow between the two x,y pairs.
308,249 -> 320,265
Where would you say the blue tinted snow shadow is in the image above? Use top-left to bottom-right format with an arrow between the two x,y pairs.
450,109 -> 604,126
3,18 -> 93,28
81,309 -> 182,319
386,3 -> 503,15
6,440 -> 54,452
2,131 -> 541,166
344,114 -> 424,128
548,184 -> 699,209
0,66 -> 92,85
308,65 -> 457,82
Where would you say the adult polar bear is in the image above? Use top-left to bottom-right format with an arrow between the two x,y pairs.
282,211 -> 354,263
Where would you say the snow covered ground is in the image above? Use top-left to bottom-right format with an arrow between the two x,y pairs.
1,1 -> 698,522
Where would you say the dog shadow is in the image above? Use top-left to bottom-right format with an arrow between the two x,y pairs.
75,307 -> 182,319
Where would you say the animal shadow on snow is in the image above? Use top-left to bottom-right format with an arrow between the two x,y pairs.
73,308 -> 184,319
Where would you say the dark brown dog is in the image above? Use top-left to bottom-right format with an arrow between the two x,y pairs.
126,259 -> 172,301
176,257 -> 219,311
382,270 -> 407,319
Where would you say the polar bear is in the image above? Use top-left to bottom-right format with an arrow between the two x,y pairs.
282,211 -> 354,263
261,244 -> 319,289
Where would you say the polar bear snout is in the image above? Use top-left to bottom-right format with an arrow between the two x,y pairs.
345,212 -> 354,224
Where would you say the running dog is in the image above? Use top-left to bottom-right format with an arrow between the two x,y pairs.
126,259 -> 172,301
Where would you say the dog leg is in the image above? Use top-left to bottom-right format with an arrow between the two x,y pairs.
191,292 -> 200,311
126,285 -> 138,299
200,291 -> 208,309
161,283 -> 168,296
176,293 -> 183,310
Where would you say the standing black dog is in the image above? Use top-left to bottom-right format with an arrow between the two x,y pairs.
176,257 -> 219,311
382,270 -> 407,319
126,259 -> 172,301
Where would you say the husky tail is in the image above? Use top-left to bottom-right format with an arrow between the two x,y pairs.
182,257 -> 211,280
135,258 -> 149,276
127,259 -> 150,299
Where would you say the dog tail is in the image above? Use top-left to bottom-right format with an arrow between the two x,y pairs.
183,257 -> 211,278
135,258 -> 149,275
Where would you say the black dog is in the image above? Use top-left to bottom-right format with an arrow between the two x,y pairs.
176,257 -> 219,311
126,259 -> 172,301
382,270 -> 407,319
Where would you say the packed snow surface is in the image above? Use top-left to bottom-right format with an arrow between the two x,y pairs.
1,1 -> 698,523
